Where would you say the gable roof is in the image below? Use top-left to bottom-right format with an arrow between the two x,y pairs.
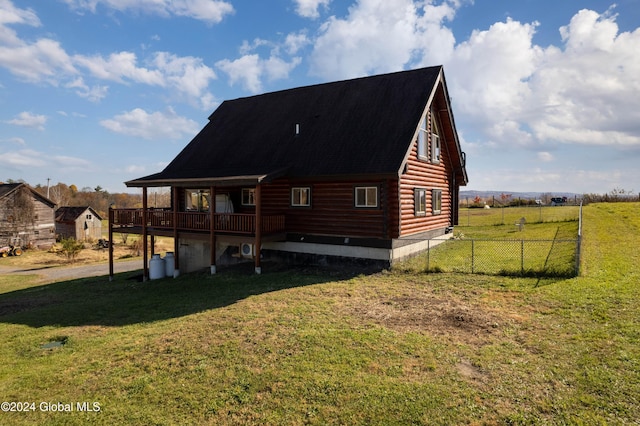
127,66 -> 467,187
55,206 -> 102,223
0,183 -> 56,208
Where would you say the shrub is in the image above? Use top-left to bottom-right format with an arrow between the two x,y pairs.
58,237 -> 84,263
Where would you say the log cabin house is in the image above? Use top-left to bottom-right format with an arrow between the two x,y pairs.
110,66 -> 468,279
0,183 -> 56,249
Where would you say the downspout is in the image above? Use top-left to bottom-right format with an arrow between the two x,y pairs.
172,186 -> 180,278
254,183 -> 262,274
142,187 -> 149,281
210,185 -> 217,274
108,206 -> 114,281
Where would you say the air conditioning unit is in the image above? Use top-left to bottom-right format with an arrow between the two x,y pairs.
240,243 -> 254,258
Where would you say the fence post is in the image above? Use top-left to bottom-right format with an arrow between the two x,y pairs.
521,240 -> 525,275
427,239 -> 430,272
471,239 -> 475,273
575,201 -> 583,275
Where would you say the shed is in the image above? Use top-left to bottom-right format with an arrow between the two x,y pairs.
55,206 -> 103,241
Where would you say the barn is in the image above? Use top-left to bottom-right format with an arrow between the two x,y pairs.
0,183 -> 56,249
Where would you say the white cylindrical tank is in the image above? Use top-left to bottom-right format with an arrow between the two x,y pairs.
149,254 -> 165,280
164,252 -> 175,277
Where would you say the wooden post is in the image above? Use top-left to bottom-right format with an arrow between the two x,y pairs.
172,186 -> 179,277
210,186 -> 217,274
142,187 -> 149,281
108,206 -> 114,281
254,184 -> 262,274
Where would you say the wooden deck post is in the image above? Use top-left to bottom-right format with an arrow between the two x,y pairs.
108,206 -> 114,281
254,183 -> 262,274
172,186 -> 180,278
210,186 -> 217,274
142,187 -> 149,281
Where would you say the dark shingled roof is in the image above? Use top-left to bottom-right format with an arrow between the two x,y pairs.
127,66 -> 463,186
55,206 -> 102,223
0,183 -> 56,207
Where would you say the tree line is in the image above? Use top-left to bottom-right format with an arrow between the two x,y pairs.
2,179 -> 170,218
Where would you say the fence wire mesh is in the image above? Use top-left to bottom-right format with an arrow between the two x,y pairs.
405,238 -> 579,277
458,205 -> 580,227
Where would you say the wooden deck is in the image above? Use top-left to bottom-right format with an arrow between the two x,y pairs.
110,208 -> 285,236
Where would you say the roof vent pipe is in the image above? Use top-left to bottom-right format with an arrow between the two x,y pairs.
295,123 -> 300,135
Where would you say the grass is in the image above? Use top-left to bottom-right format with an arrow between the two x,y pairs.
0,203 -> 638,424
458,205 -> 580,227
400,220 -> 579,277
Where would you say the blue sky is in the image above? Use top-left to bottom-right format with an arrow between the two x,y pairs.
1,0 -> 639,195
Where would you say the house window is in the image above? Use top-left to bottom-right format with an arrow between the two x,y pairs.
355,186 -> 378,208
291,187 -> 311,207
242,188 -> 256,206
86,214 -> 92,220
414,188 -> 427,216
432,189 -> 442,215
431,133 -> 441,163
417,115 -> 428,160
185,189 -> 210,211
431,110 -> 441,164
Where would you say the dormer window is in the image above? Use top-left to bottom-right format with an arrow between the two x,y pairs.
431,109 -> 441,164
417,115 -> 428,160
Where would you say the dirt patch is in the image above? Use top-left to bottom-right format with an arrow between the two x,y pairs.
335,274 -> 530,346
349,294 -> 501,343
456,358 -> 487,381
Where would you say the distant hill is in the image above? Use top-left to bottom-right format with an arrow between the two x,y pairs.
460,190 -> 581,201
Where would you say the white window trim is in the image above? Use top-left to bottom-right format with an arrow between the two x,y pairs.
432,189 -> 442,215
417,116 -> 428,160
241,188 -> 256,206
291,187 -> 311,207
431,133 -> 441,164
355,186 -> 378,208
414,188 -> 426,216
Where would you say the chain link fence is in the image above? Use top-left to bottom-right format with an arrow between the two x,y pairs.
458,205 -> 580,227
401,203 -> 583,277
416,238 -> 579,277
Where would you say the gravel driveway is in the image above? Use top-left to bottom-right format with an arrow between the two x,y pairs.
0,259 -> 142,283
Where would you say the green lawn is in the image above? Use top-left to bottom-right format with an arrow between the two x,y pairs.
0,203 -> 638,424
459,205 -> 580,227
400,220 -> 580,277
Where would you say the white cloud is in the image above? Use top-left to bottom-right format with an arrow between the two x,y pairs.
74,51 -> 165,85
216,54 -> 301,93
293,0 -> 331,19
285,31 -> 310,55
0,0 -> 40,45
65,77 -> 109,102
125,164 -> 145,174
6,111 -> 47,130
310,0 -> 421,79
0,149 -> 46,167
151,52 -> 217,109
526,9 -> 640,147
100,107 -> 200,140
62,0 -> 234,24
537,152 -> 554,162
0,37 -> 77,83
0,137 -> 25,145
52,155 -> 92,170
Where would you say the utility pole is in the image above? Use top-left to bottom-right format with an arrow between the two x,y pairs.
47,177 -> 50,199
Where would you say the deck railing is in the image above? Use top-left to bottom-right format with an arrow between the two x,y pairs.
111,208 -> 285,235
